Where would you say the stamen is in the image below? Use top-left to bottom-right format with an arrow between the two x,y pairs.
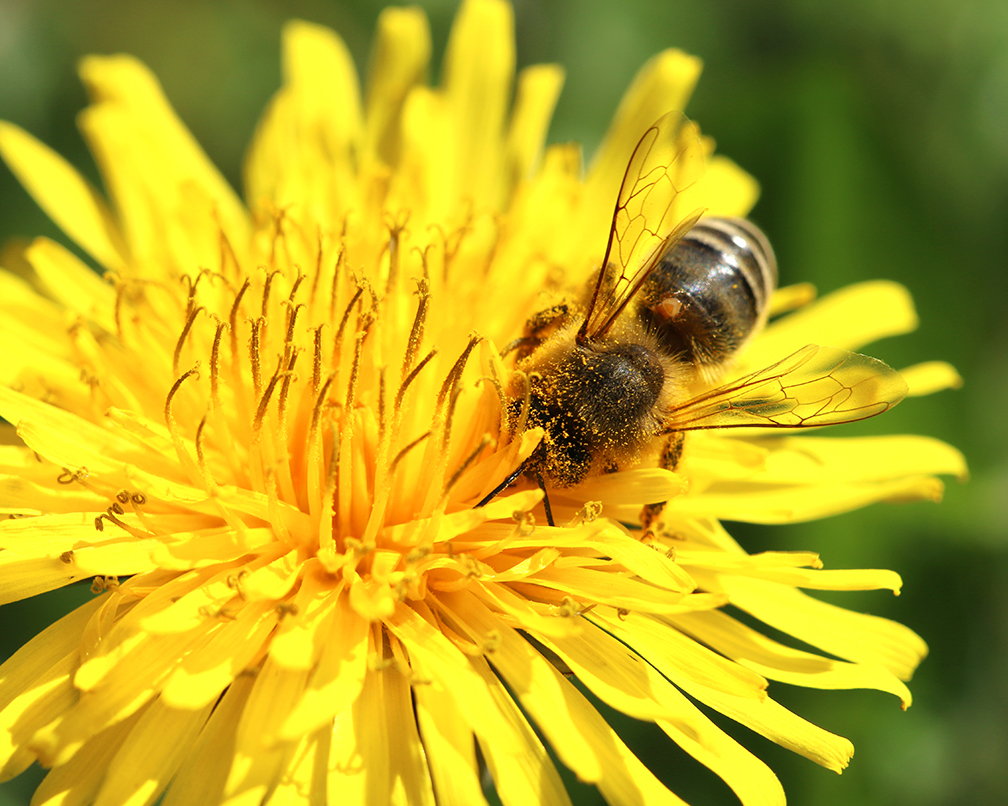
311,325 -> 325,393
195,415 -> 216,489
390,431 -> 431,474
438,335 -> 479,405
378,369 -> 387,443
344,312 -> 373,414
444,434 -> 494,497
95,507 -> 148,538
395,348 -> 437,412
412,243 -> 433,283
311,373 -> 336,435
210,321 -> 227,409
164,367 -> 201,427
479,370 -> 509,438
329,244 -> 346,323
114,283 -> 127,343
281,301 -> 306,362
218,226 -> 241,280
249,317 -> 265,399
402,278 -> 430,380
482,214 -> 502,276
180,272 -> 196,310
383,211 -> 410,294
164,365 -> 206,489
277,349 -> 300,423
253,358 -> 286,435
287,271 -> 306,307
173,305 -> 205,376
229,277 -> 251,362
334,285 -> 364,362
57,467 -> 89,485
261,270 -> 281,319
309,227 -> 325,307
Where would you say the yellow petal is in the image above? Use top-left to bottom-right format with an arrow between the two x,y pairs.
267,568 -> 340,670
768,282 -> 817,317
78,54 -> 249,258
589,607 -> 767,701
385,602 -> 521,748
31,706 -> 147,806
413,678 -> 489,806
278,594 -> 368,740
672,609 -> 914,707
158,602 -> 279,711
468,654 -> 573,806
542,619 -> 785,806
278,19 -> 363,221
0,599 -> 101,780
743,281 -> 918,371
0,552 -> 90,605
706,154 -> 760,218
0,386 -> 144,476
505,64 -> 565,190
899,360 -> 963,397
442,0 -> 515,209
588,49 -> 703,204
443,589 -> 689,804
223,657 -> 310,802
526,566 -> 692,613
364,6 -> 432,163
670,473 -> 946,523
261,727 -> 330,806
676,680 -> 855,773
327,662 -> 437,806
92,697 -> 214,806
704,574 -> 927,681
0,121 -> 128,271
603,607 -> 856,772
161,674 -> 255,806
26,237 -> 116,332
673,433 -> 966,522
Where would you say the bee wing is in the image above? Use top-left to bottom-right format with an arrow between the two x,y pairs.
667,344 -> 909,431
579,112 -> 706,343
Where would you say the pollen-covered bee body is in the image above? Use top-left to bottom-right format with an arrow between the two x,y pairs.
639,217 -> 777,382
519,317 -> 691,486
495,111 -> 907,507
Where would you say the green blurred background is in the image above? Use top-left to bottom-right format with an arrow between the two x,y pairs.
0,0 -> 1005,804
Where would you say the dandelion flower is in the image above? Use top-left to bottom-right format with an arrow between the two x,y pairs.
0,1 -> 966,805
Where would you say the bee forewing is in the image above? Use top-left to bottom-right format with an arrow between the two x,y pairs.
581,112 -> 706,342
666,344 -> 910,431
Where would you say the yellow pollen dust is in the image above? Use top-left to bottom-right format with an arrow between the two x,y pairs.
87,206 -> 514,606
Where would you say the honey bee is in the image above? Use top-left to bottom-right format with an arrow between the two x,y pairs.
484,112 -> 908,524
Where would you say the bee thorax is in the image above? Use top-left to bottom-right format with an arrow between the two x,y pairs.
559,342 -> 664,446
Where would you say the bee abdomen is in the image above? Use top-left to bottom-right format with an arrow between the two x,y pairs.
640,217 -> 778,375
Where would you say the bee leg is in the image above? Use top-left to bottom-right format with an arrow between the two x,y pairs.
640,432 -> 685,529
500,336 -> 539,358
505,304 -> 572,361
475,464 -> 526,509
526,303 -> 570,337
534,468 -> 555,527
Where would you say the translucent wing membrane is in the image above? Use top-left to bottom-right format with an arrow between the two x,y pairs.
666,345 -> 909,431
579,112 -> 706,343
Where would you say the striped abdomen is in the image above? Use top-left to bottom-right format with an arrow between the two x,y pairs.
638,217 -> 778,379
